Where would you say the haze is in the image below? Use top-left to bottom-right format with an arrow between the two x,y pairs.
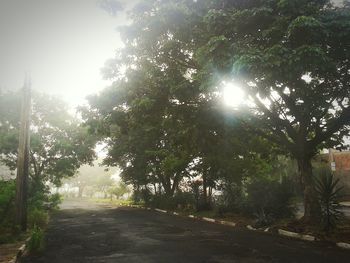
0,0 -> 132,109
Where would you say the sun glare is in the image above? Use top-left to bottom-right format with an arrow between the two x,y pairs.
222,82 -> 245,108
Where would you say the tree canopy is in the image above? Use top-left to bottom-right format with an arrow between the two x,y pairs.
82,0 -> 350,222
0,89 -> 97,189
81,0 -> 277,203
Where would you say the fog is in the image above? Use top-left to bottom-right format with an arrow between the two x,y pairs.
0,0 -> 134,109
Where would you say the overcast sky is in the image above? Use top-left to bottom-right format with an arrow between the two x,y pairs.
0,0 -> 133,110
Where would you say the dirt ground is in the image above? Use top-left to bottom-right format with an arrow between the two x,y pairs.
21,199 -> 350,263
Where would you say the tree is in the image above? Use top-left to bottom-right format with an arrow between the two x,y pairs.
109,181 -> 130,200
67,161 -> 118,198
195,0 -> 350,222
0,90 -> 97,191
112,0 -> 348,221
81,0 -> 276,205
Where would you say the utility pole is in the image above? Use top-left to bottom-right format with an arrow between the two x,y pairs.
15,76 -> 31,231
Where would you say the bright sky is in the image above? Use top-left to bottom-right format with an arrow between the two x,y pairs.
0,0 -> 133,110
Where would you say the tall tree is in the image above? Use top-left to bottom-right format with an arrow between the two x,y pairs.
195,0 -> 350,222
0,90 -> 97,191
82,0 -> 275,201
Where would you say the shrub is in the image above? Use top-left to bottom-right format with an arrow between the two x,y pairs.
27,225 -> 44,253
147,192 -> 195,210
314,168 -> 344,232
132,187 -> 151,204
47,193 -> 62,210
173,192 -> 195,210
28,208 -> 49,228
0,180 -> 15,225
216,181 -> 245,213
149,195 -> 174,209
245,178 -> 296,227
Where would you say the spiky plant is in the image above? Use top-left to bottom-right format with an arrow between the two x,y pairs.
314,168 -> 344,232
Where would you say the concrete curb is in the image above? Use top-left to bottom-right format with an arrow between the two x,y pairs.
150,207 -> 237,228
8,237 -> 30,263
336,242 -> 350,250
278,229 -> 316,242
247,225 -> 256,231
154,208 -> 167,213
217,220 -> 236,227
202,217 -> 216,223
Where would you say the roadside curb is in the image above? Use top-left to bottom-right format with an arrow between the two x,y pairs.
202,217 -> 216,223
247,225 -> 256,231
217,220 -> 236,227
336,242 -> 350,250
154,208 -> 167,213
278,229 -> 316,242
8,237 -> 30,263
150,207 -> 237,228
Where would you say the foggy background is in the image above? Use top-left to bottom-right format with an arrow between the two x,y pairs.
0,0 -> 135,109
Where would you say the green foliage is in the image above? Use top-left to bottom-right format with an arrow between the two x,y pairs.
216,181 -> 245,213
0,180 -> 55,244
245,178 -> 296,227
27,225 -> 44,253
65,162 -> 119,198
109,181 -> 130,199
28,208 -> 49,229
0,180 -> 15,225
148,192 -> 195,211
0,90 -> 97,187
28,186 -> 62,212
0,89 -> 96,240
81,0 -> 350,222
314,168 -> 344,232
48,193 -> 62,210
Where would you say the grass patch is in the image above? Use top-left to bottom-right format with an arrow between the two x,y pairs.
91,198 -> 133,206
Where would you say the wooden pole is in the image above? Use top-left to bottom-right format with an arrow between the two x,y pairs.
15,76 -> 31,231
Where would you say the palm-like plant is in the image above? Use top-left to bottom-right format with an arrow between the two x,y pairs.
314,168 -> 344,232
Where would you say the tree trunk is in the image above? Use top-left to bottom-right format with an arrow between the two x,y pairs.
78,186 -> 84,198
15,83 -> 31,231
202,173 -> 207,203
298,158 -> 320,223
163,180 -> 172,197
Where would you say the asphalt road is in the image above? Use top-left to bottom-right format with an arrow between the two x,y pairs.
22,200 -> 350,263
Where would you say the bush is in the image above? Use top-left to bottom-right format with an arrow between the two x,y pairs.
216,181 -> 245,213
314,168 -> 344,232
147,192 -> 195,210
28,188 -> 62,212
245,178 -> 296,227
0,180 -> 15,225
132,187 -> 151,204
27,225 -> 44,253
28,208 -> 49,229
173,192 -> 195,210
47,193 -> 62,210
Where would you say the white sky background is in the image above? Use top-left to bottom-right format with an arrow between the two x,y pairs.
0,0 -> 135,110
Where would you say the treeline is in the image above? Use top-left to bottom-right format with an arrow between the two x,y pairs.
81,0 -> 350,224
63,162 -> 130,200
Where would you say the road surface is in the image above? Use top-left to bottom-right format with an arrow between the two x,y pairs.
22,200 -> 350,263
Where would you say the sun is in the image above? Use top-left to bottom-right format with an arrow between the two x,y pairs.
222,81 -> 245,108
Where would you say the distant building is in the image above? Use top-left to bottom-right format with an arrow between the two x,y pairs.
317,149 -> 350,200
